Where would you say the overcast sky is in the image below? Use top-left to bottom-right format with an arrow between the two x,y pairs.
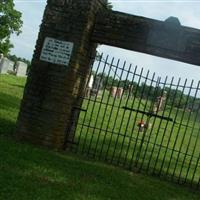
11,0 -> 200,85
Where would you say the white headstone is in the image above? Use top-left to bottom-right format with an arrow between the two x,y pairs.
7,60 -> 15,72
88,74 -> 94,88
0,53 -> 3,60
16,61 -> 28,77
0,57 -> 9,74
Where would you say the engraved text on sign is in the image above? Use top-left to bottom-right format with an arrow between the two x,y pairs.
40,37 -> 74,66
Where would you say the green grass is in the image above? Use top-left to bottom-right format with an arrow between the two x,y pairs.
0,74 -> 200,199
0,136 -> 200,200
0,74 -> 26,135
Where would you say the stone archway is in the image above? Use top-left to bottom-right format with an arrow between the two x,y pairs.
15,0 -> 200,150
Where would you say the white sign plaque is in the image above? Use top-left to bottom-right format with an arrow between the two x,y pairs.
40,37 -> 74,66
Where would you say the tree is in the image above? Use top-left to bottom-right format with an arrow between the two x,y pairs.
0,0 -> 22,55
106,2 -> 113,10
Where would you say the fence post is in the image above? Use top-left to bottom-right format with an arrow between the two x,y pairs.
15,0 -> 107,150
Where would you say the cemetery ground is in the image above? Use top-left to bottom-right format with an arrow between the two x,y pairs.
0,74 -> 200,199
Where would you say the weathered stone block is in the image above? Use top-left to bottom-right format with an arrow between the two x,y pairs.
15,0 -> 107,150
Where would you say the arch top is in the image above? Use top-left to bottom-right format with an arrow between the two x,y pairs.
92,10 -> 200,66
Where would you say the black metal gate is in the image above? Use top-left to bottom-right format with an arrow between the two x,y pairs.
68,53 -> 200,189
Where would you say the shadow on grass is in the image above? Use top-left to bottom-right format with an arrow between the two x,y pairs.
0,92 -> 20,135
0,136 -> 199,200
0,118 -> 16,135
0,92 -> 21,110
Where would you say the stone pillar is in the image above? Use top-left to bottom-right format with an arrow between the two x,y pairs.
15,0 -> 107,150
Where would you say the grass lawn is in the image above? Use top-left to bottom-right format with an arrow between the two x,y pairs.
0,74 -> 26,135
0,136 -> 200,200
0,74 -> 200,199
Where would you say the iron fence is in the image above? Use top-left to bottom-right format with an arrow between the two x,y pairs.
67,53 -> 200,189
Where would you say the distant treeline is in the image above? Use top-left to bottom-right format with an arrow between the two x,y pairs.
95,72 -> 200,110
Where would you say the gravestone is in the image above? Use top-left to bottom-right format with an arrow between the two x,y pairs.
7,60 -> 15,72
16,61 -> 28,77
116,87 -> 123,98
110,87 -> 123,98
0,53 -> 3,61
110,86 -> 117,97
85,74 -> 94,97
126,84 -> 134,98
153,91 -> 167,113
91,75 -> 103,97
0,57 -> 9,74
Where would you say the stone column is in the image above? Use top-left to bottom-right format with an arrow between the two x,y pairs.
15,0 -> 107,150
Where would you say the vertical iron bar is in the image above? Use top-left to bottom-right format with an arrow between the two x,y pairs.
141,77 -> 162,173
74,53 -> 104,153
144,76 -> 168,172
140,77 -> 170,172
130,76 -> 161,171
67,57 -> 95,151
185,115 -> 200,183
178,81 -> 200,183
114,64 -> 133,165
128,70 -> 153,170
103,60 -> 127,162
114,68 -> 144,166
80,55 -> 110,153
100,63 -> 132,161
191,154 -> 200,187
86,57 -> 117,155
122,66 -> 144,167
92,58 -> 121,157
197,177 -> 200,190
164,79 -> 188,177
151,76 -> 174,174
117,71 -> 155,165
158,78 -> 181,174
134,72 -> 158,169
171,80 -> 194,181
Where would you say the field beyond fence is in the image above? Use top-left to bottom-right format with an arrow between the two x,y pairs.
68,55 -> 200,189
